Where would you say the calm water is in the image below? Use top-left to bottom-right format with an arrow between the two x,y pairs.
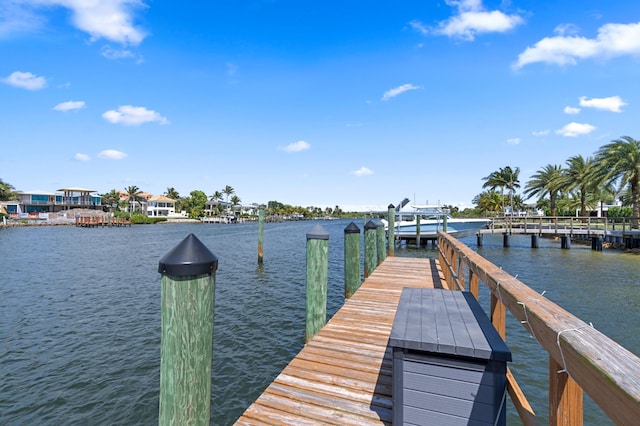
1,221 -> 637,425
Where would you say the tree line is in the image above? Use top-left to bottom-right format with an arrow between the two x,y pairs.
473,135 -> 640,225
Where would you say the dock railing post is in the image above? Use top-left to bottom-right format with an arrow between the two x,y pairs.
258,206 -> 265,265
364,220 -> 377,278
344,222 -> 361,299
376,220 -> 386,265
158,233 -> 218,426
387,204 -> 395,257
306,224 -> 329,343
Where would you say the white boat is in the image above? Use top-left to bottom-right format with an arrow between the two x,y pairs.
381,200 -> 491,239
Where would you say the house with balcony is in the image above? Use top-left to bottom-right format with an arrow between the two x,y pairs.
146,195 -> 185,217
16,188 -> 101,214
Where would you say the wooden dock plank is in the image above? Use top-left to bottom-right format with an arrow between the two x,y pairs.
235,256 -> 443,425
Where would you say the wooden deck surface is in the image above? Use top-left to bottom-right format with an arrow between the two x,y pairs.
235,256 -> 446,425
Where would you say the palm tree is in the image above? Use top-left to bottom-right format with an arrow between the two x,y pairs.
524,164 -> 564,216
482,166 -> 520,214
230,194 -> 241,216
559,155 -> 598,217
125,185 -> 143,214
473,190 -> 502,216
0,179 -> 17,201
594,136 -> 640,227
222,185 -> 234,214
164,187 -> 179,200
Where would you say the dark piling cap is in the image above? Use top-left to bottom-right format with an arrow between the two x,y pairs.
306,224 -> 329,240
344,221 -> 360,234
364,220 -> 377,231
388,204 -> 395,209
158,233 -> 218,276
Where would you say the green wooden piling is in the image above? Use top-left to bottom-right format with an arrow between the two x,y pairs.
442,213 -> 448,233
258,206 -> 265,264
376,220 -> 386,265
364,220 -> 377,278
344,222 -> 361,299
306,224 -> 329,343
158,233 -> 218,426
387,204 -> 395,257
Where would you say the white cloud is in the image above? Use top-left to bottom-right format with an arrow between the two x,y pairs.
506,137 -> 521,145
532,129 -> 550,136
564,106 -> 581,114
514,21 -> 640,69
278,140 -> 311,153
102,105 -> 169,126
0,0 -> 146,45
74,153 -> 90,161
2,71 -> 46,90
555,122 -> 596,137
382,84 -> 420,101
351,166 -> 374,177
420,0 -> 522,41
98,149 -> 128,160
554,23 -> 580,37
53,100 -> 85,111
100,45 -> 139,61
579,96 -> 627,112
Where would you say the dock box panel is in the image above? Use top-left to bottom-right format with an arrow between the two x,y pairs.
391,288 -> 511,426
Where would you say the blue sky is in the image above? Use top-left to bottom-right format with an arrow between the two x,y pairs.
1,1 -> 639,211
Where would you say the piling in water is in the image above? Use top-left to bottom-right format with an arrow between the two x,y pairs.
157,233 -> 218,426
376,220 -> 386,266
387,204 -> 395,257
306,224 -> 329,343
364,220 -> 378,278
344,222 -> 361,299
258,206 -> 264,265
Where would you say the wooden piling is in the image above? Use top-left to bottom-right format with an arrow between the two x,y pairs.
477,233 -> 483,247
387,204 -> 395,257
344,222 -> 361,299
258,206 -> 264,264
442,213 -> 448,233
503,233 -> 510,248
375,220 -> 386,266
561,235 -> 571,249
364,220 -> 377,278
157,233 -> 218,426
531,234 -> 539,248
306,224 -> 329,343
416,215 -> 421,248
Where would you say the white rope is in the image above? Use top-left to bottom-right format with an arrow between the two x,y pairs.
556,323 -> 594,375
494,384 -> 508,426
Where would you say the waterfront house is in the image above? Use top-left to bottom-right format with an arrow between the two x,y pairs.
16,188 -> 101,214
146,195 -> 186,218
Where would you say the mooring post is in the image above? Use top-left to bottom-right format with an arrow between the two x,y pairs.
344,222 -> 361,299
442,213 -> 448,233
387,204 -> 395,257
416,215 -> 421,248
376,220 -> 386,265
258,206 -> 265,265
503,233 -> 510,248
477,233 -> 483,247
364,220 -> 378,278
306,224 -> 329,343
561,235 -> 571,249
531,234 -> 539,248
158,233 -> 218,426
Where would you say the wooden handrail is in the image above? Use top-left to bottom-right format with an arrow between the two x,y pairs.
438,231 -> 640,425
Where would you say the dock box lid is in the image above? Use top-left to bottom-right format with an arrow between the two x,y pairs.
390,288 -> 511,362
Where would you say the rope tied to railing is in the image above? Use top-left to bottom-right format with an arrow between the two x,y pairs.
556,323 -> 595,376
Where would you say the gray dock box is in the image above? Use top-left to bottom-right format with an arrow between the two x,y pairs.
390,288 -> 511,426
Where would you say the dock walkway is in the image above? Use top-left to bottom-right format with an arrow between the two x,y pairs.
235,256 -> 446,425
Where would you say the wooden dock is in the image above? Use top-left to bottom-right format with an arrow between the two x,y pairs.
235,256 -> 446,425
